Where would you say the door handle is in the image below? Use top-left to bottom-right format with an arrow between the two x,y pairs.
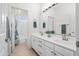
5,38 -> 8,42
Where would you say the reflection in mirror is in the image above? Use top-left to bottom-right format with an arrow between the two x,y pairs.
43,22 -> 46,28
61,24 -> 66,34
48,16 -> 54,31
33,21 -> 37,28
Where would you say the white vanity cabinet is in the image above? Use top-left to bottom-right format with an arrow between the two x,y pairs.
36,38 -> 45,56
44,40 -> 54,50
31,35 -> 55,56
31,36 -> 39,53
43,40 -> 55,56
31,36 -> 45,55
54,45 -> 74,56
37,44 -> 45,56
31,35 -> 75,56
43,45 -> 55,56
54,52 -> 63,56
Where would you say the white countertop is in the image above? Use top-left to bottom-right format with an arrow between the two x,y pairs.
32,33 -> 76,51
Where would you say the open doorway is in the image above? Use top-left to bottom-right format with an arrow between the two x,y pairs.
12,7 -> 28,45
10,7 -> 37,56
15,15 -> 28,44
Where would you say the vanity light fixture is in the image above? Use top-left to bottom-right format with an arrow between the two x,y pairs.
43,3 -> 58,13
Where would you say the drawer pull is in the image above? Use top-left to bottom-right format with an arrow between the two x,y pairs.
51,51 -> 54,53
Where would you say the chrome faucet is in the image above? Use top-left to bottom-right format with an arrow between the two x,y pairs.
40,31 -> 43,36
62,34 -> 68,41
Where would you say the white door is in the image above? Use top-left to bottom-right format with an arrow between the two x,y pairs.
5,17 -> 12,55
0,4 -> 8,56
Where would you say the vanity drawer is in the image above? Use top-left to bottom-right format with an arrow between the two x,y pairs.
54,52 -> 63,56
44,40 -> 54,50
44,45 -> 55,56
55,45 -> 74,56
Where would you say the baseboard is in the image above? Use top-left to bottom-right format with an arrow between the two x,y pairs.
32,48 -> 39,56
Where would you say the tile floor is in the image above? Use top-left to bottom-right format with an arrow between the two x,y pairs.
11,42 -> 37,56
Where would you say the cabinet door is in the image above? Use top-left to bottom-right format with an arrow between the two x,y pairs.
31,36 -> 39,52
54,52 -> 63,56
44,45 -> 55,56
37,44 -> 44,56
44,40 -> 54,50
37,39 -> 45,56
55,45 -> 74,56
31,36 -> 45,56
31,36 -> 36,48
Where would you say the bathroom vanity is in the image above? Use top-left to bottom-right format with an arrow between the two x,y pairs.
31,33 -> 76,56
31,3 -> 79,56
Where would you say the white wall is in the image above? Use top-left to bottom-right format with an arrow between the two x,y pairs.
26,4 -> 41,48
